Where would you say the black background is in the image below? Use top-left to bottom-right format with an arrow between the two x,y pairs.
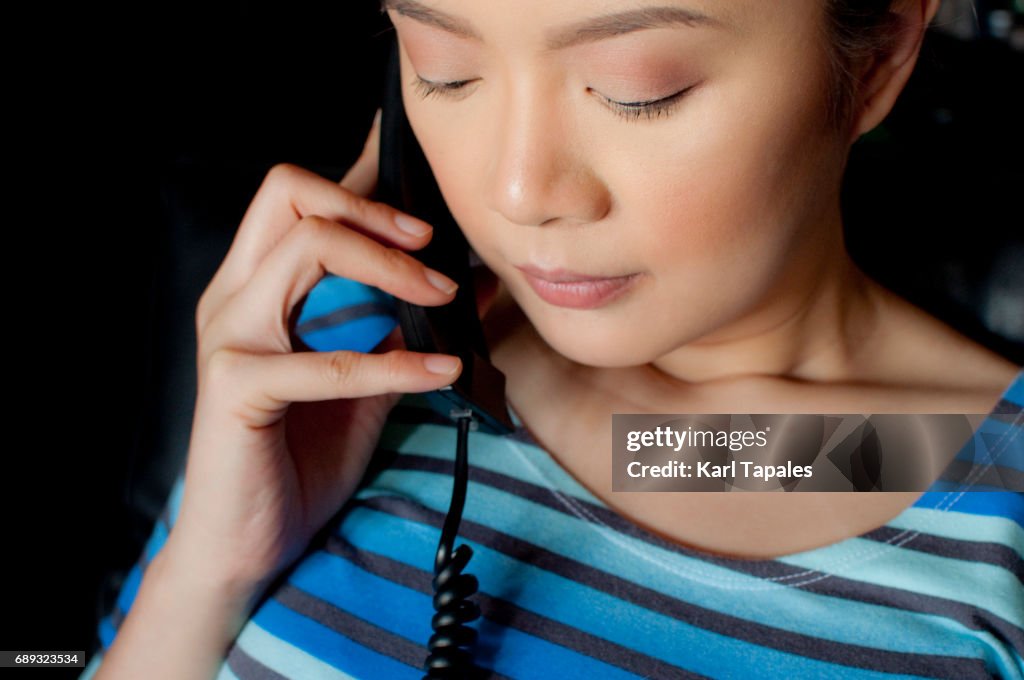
5,1 -> 1022,677
8,2 -> 393,675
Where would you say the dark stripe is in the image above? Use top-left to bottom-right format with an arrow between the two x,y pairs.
383,450 -> 824,581
294,301 -> 396,336
273,583 -> 428,672
940,460 -> 1024,491
864,526 -> 1024,584
786,564 -> 1024,659
386,412 -> 1024,578
323,530 -> 706,680
385,450 -> 1024,647
276,580 -> 514,680
354,494 -> 990,678
382,448 -> 1024,634
225,643 -> 291,680
991,398 -> 1023,416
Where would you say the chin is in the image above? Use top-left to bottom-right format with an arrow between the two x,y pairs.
531,315 -> 661,369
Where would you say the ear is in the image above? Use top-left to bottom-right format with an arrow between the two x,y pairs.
848,0 -> 942,143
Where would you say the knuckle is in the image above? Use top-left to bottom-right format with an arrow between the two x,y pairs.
264,162 -> 301,190
341,190 -> 373,224
383,350 -> 406,384
324,351 -> 359,385
292,214 -> 333,246
205,347 -> 245,385
380,245 -> 414,273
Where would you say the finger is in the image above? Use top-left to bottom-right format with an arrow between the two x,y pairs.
220,348 -> 462,427
205,215 -> 458,354
339,108 -> 381,196
198,163 -> 433,334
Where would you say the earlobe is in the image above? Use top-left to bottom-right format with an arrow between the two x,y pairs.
848,0 -> 941,143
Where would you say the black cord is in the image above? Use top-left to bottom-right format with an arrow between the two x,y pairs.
423,414 -> 483,679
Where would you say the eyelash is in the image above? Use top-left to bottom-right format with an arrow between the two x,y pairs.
600,87 -> 694,121
411,75 -> 693,122
411,75 -> 477,101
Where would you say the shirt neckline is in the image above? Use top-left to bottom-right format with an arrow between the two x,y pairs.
498,370 -> 1024,585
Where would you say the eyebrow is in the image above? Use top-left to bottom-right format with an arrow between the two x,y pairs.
380,0 -> 724,50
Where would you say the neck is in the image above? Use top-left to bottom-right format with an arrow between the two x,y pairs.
650,236 -> 884,386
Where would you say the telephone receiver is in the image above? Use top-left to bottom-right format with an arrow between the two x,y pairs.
374,35 -> 515,436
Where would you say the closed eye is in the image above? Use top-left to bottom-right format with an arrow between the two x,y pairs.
598,85 -> 697,121
411,74 -> 696,122
411,75 -> 478,100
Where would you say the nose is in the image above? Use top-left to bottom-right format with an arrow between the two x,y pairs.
484,88 -> 611,227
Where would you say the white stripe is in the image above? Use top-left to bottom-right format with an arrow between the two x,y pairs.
231,620 -> 359,679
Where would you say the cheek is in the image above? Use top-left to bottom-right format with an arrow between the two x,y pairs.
609,44 -> 836,278
402,91 -> 490,248
407,116 -> 485,226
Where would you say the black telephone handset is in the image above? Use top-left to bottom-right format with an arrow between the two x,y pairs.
374,34 -> 506,679
375,36 -> 514,438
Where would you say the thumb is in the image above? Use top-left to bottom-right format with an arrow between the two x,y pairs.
339,108 -> 382,197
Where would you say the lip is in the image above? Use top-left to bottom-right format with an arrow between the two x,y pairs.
515,264 -> 641,309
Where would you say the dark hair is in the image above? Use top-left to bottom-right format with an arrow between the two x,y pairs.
822,0 -> 908,132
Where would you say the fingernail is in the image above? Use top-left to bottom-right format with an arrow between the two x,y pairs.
395,213 -> 432,237
425,268 -> 459,295
424,354 -> 460,374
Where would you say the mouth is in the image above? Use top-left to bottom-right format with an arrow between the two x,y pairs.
514,264 -> 642,310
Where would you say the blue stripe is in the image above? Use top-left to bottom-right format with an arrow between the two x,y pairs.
90,372 -> 1024,679
912,491 -> 1024,530
888,507 -> 1024,558
252,597 -> 419,679
957,430 -> 1024,479
289,551 -> 431,645
98,616 -> 116,650
113,565 -> 144,623
379,421 -> 604,506
231,620 -> 359,679
1003,371 -> 1024,406
338,505 -> 927,680
142,518 -> 169,562
359,468 -> 1006,656
78,652 -> 103,680
291,549 -> 647,680
1009,650 -> 1024,678
167,472 -> 185,524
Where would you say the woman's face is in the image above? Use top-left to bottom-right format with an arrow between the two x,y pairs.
387,0 -> 852,368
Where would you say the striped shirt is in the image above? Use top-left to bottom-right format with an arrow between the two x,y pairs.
82,368 -> 1024,679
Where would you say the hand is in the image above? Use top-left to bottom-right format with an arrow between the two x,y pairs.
165,110 -> 472,595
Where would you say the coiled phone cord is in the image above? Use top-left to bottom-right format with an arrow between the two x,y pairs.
423,414 -> 483,679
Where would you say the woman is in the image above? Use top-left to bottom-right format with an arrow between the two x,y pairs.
85,0 -> 1024,678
